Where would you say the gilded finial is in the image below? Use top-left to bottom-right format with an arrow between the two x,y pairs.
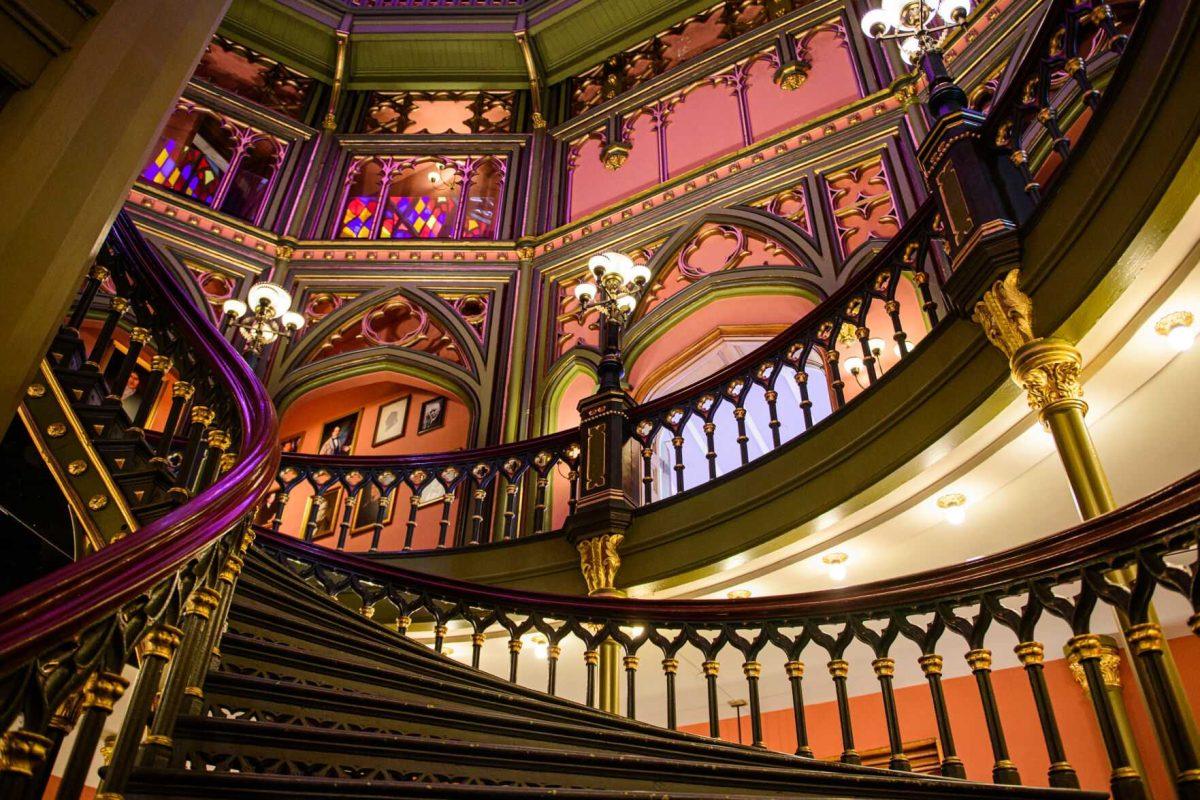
577,533 -> 623,595
972,269 -> 1035,360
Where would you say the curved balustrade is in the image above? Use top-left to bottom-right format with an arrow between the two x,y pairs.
257,466 -> 1200,796
0,214 -> 278,799
261,0 -> 1142,554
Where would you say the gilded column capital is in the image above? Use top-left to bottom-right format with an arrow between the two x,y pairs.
624,655 -> 640,671
918,653 -> 943,676
742,660 -> 762,679
82,671 -> 129,712
183,586 -> 221,620
1014,641 -> 1045,666
661,658 -> 679,674
137,623 -> 184,661
577,533 -> 623,595
0,730 -> 52,775
965,648 -> 992,671
973,269 -> 1086,418
871,657 -> 895,678
701,660 -> 720,677
1125,622 -> 1165,655
1065,633 -> 1122,692
49,692 -> 84,733
784,660 -> 805,679
827,659 -> 849,679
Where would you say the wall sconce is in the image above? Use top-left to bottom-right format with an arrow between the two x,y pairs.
1155,310 -> 1196,352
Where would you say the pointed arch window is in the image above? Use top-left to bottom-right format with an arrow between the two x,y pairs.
335,155 -> 507,240
139,101 -> 288,225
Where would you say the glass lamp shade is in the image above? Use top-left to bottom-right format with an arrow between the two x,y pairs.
601,251 -> 634,283
844,355 -> 865,374
280,311 -> 306,331
860,8 -> 893,36
574,282 -> 597,303
247,282 -> 292,317
615,294 -> 637,315
899,36 -> 923,64
629,264 -> 652,286
868,337 -> 887,354
222,298 -> 248,318
589,253 -> 612,278
938,0 -> 971,22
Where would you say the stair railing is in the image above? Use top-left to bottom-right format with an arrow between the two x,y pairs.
0,213 -> 278,800
258,467 -> 1200,799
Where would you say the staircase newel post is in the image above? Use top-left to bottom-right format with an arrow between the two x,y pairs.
918,654 -> 965,778
564,313 -> 638,716
95,624 -> 183,799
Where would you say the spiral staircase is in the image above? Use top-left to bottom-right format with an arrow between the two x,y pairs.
4,1 -> 1200,799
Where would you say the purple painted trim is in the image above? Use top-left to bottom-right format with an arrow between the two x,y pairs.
0,213 -> 279,669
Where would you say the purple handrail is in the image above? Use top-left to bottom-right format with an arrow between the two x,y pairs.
0,214 -> 279,668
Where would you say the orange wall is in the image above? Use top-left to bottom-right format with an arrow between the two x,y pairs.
682,636 -> 1200,797
276,373 -> 472,551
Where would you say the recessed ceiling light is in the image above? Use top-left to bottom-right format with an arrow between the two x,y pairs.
1155,310 -> 1196,351
727,588 -> 752,600
821,552 -> 848,581
937,492 -> 967,525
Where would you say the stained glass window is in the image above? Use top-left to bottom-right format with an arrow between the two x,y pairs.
461,158 -> 504,240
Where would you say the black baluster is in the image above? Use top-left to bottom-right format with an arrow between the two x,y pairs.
470,488 -> 488,544
152,381 -> 192,463
856,327 -> 879,384
794,373 -> 814,429
913,270 -> 940,325
567,468 -> 579,515
703,660 -> 721,737
763,390 -> 782,447
885,300 -> 909,357
872,658 -> 910,770
785,660 -> 813,757
672,434 -> 686,493
547,643 -> 561,695
966,648 -> 1021,784
25,695 -> 81,800
733,407 -> 751,463
743,661 -> 764,747
1014,642 -> 1079,788
66,264 -> 110,333
663,658 -> 679,729
827,350 -> 846,409
918,654 -> 966,778
56,671 -> 129,798
107,326 -> 151,402
194,428 -> 230,493
335,491 -> 356,550
471,633 -> 484,668
437,492 -> 454,547
403,493 -> 420,550
270,489 -> 290,534
129,355 -> 171,433
0,730 -> 53,800
585,650 -> 598,707
1125,623 -> 1200,799
1067,634 -> 1148,800
434,624 -> 447,653
508,638 -> 521,682
502,482 -> 519,540
534,476 -> 550,530
624,655 -> 638,719
828,659 -> 860,764
85,297 -> 129,368
703,422 -> 718,479
174,406 -> 214,500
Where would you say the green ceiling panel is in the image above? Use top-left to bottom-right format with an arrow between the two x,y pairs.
220,0 -> 339,81
349,34 -> 528,90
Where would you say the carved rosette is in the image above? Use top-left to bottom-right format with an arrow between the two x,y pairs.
973,269 -> 1085,418
577,533 -> 623,595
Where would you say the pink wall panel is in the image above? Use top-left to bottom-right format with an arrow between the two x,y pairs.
665,81 -> 744,178
567,112 -> 660,221
746,29 -> 861,142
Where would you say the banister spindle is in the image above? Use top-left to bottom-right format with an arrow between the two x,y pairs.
508,638 -> 521,682
403,494 -> 420,550
534,476 -> 550,530
547,644 -> 561,695
703,660 -> 721,738
108,326 -> 152,402
1014,642 -> 1079,788
437,492 -> 454,547
785,660 -> 814,757
65,264 -> 110,333
502,482 -> 519,540
470,488 -> 487,544
872,658 -> 910,770
663,658 -> 679,730
856,327 -> 879,384
885,300 -> 909,358
1124,623 -> 1200,799
918,654 -> 966,778
195,429 -> 230,493
827,350 -> 846,409
470,633 -> 485,669
912,270 -> 939,325
624,655 -> 639,719
672,435 -> 686,493
703,422 -> 718,480
369,492 -> 390,552
175,405 -> 215,498
270,490 -> 290,534
26,695 -> 81,800
335,492 -> 356,550
1067,634 -> 1148,800
733,407 -> 750,463
641,447 -> 654,504
965,648 -> 1021,785
794,373 -> 814,430
763,390 -> 782,448
152,381 -> 193,463
434,624 -> 448,653
585,650 -> 599,707
85,297 -> 129,368
54,671 -> 129,800
828,659 -> 860,764
743,661 -> 764,747
129,355 -> 172,433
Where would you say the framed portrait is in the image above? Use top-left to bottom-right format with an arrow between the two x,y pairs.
317,410 -> 361,456
372,395 -> 410,446
103,346 -> 150,421
302,485 -> 344,540
417,396 -> 446,435
351,482 -> 398,533
280,433 -> 304,453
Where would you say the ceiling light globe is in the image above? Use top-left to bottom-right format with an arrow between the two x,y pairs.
589,253 -> 612,278
1167,323 -> 1197,352
629,264 -> 652,286
574,282 -> 597,303
222,298 -> 247,319
281,311 -> 306,331
938,0 -> 971,23
844,355 -> 865,374
860,8 -> 893,37
899,36 -> 924,64
828,562 -> 847,581
868,337 -> 887,355
603,251 -> 634,283
616,294 -> 637,314
247,282 -> 292,317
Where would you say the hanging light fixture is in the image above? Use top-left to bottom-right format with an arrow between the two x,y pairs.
860,0 -> 972,65
222,281 -> 306,357
822,552 -> 849,581
573,252 -> 652,325
1155,310 -> 1196,352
